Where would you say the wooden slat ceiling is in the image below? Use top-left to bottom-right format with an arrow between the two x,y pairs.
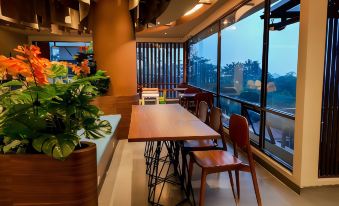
0,0 -> 92,34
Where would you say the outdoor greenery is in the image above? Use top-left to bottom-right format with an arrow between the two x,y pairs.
0,45 -> 112,160
188,55 -> 297,113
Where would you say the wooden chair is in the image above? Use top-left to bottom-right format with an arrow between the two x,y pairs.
159,89 -> 167,104
183,106 -> 223,155
180,87 -> 200,107
181,107 -> 227,194
197,101 -> 209,123
191,92 -> 214,115
188,114 -> 262,206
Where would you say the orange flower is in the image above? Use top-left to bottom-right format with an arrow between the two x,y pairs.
71,65 -> 81,76
0,45 -> 51,85
81,59 -> 90,75
71,59 -> 90,77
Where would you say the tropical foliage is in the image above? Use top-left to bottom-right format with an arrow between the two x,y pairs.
0,45 -> 112,159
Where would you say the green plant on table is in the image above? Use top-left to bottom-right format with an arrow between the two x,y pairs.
0,45 -> 112,159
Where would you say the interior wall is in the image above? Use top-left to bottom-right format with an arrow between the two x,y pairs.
0,27 -> 28,56
296,0 -> 339,187
93,0 -> 137,97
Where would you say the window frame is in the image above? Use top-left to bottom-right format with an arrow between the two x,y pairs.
186,0 -> 299,171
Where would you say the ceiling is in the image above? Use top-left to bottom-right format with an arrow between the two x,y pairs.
136,0 -> 229,39
0,0 -> 231,40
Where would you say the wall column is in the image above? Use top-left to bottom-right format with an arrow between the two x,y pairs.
93,0 -> 137,97
93,0 -> 138,139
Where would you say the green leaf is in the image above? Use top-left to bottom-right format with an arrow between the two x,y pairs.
83,120 -> 112,139
95,70 -> 106,77
49,64 -> 68,78
33,134 -> 78,159
0,80 -> 24,87
3,140 -> 22,153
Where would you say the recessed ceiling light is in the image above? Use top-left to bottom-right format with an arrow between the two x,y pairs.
199,0 -> 212,4
164,32 -> 167,35
184,4 -> 203,16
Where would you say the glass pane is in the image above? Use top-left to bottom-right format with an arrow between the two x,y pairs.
267,1 -> 300,115
265,112 -> 294,166
188,25 -> 218,93
245,109 -> 261,144
220,1 -> 264,105
220,97 -> 241,126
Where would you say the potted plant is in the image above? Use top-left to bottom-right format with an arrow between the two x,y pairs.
0,45 -> 112,206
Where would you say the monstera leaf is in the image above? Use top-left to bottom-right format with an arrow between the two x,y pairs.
33,133 -> 78,159
82,119 -> 112,139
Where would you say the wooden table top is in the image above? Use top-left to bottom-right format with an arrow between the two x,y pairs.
128,104 -> 220,142
179,93 -> 198,98
173,88 -> 188,91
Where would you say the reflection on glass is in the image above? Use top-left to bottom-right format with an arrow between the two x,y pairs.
188,27 -> 218,93
265,112 -> 294,166
220,97 -> 241,126
267,21 -> 299,114
245,109 -> 261,144
220,1 -> 264,104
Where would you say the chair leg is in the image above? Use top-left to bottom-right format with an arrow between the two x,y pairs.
181,149 -> 188,180
235,170 -> 240,201
199,169 -> 207,206
187,157 -> 194,195
228,171 -> 238,206
250,164 -> 262,206
188,157 -> 194,181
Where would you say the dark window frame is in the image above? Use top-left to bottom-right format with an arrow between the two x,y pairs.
186,0 -> 299,171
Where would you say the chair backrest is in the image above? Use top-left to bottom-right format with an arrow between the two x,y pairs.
197,101 -> 209,123
177,82 -> 188,88
184,87 -> 200,94
142,87 -> 159,92
209,107 -> 222,133
162,89 -> 167,100
229,114 -> 250,151
194,93 -> 214,114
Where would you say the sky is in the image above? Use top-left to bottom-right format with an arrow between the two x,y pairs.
193,9 -> 300,76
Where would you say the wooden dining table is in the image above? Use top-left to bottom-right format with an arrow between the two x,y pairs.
128,104 -> 220,205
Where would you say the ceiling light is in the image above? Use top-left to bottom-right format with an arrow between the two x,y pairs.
184,4 -> 203,16
199,0 -> 212,4
164,32 -> 167,35
157,22 -> 160,25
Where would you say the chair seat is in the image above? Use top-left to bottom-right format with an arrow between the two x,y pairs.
191,150 -> 242,169
183,140 -> 216,151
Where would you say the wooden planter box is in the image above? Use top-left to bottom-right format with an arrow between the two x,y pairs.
0,142 -> 98,206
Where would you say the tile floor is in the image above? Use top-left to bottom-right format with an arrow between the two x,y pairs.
99,140 -> 339,206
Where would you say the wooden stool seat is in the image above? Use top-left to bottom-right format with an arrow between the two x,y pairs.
191,150 -> 242,170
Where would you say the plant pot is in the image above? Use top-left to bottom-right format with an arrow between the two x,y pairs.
0,142 -> 98,206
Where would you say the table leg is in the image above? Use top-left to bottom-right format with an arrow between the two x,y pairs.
145,141 -> 196,206
148,141 -> 162,205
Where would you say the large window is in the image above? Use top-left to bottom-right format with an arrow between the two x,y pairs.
220,5 -> 264,105
187,0 -> 300,169
188,24 -> 218,93
267,6 -> 299,114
